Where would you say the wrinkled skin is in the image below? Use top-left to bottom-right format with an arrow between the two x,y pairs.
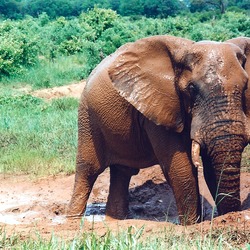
68,35 -> 250,225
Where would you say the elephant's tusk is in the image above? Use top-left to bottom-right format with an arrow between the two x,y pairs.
245,117 -> 250,143
191,140 -> 202,168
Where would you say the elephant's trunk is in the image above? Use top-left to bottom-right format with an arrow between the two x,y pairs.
201,123 -> 246,215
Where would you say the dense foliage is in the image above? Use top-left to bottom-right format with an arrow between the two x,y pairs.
0,8 -> 249,82
0,0 -> 249,19
190,0 -> 250,13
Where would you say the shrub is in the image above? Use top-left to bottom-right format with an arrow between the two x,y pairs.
79,7 -> 118,40
0,21 -> 39,76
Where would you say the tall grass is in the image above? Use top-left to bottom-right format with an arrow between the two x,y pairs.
0,93 -> 78,176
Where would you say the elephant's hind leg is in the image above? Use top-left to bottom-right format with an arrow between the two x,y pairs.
106,165 -> 139,219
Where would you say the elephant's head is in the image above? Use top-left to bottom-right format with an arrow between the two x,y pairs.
108,35 -> 250,216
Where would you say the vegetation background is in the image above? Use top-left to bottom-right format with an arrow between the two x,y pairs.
0,0 -> 250,248
1,0 -> 249,175
0,0 -> 249,84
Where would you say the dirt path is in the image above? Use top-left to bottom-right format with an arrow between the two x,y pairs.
1,83 -> 249,240
31,81 -> 85,99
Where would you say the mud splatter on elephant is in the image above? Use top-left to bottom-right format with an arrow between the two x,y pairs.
67,35 -> 250,225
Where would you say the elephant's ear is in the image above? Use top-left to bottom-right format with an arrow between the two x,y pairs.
108,35 -> 193,132
227,37 -> 250,117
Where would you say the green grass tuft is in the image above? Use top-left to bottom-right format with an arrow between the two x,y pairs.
0,54 -> 86,89
1,225 -> 249,249
0,93 -> 78,176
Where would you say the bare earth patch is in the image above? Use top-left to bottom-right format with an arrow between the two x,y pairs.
31,81 -> 85,99
1,83 -> 250,244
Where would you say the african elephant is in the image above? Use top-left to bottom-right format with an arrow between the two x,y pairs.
67,35 -> 250,225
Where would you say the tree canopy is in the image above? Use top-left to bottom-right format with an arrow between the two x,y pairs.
0,0 -> 248,20
0,7 -> 249,78
190,0 -> 250,13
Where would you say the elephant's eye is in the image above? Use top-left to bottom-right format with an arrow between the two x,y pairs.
188,83 -> 199,100
237,53 -> 246,68
242,56 -> 246,68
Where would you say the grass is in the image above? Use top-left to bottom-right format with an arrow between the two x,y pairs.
0,225 -> 249,250
0,93 -> 78,176
0,54 -> 87,90
242,145 -> 250,173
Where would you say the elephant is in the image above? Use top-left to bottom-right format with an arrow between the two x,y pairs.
67,35 -> 250,225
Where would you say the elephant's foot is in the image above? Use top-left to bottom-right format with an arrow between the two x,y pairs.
66,209 -> 86,218
66,193 -> 88,218
105,200 -> 129,220
179,212 -> 201,225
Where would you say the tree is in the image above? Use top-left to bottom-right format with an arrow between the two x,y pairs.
207,0 -> 226,13
21,0 -> 84,18
0,0 -> 21,18
143,0 -> 184,18
119,0 -> 143,16
236,0 -> 250,9
109,0 -> 120,12
81,0 -> 112,12
190,0 -> 228,13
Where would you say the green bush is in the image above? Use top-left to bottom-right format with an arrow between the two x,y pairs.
0,21 -> 39,76
50,97 -> 79,111
0,94 -> 42,107
79,7 -> 118,40
219,11 -> 250,37
0,9 -> 249,86
99,18 -> 144,55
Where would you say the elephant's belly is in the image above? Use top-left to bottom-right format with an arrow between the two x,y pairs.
110,156 -> 158,169
107,139 -> 158,169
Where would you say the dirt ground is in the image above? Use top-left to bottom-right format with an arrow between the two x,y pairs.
31,81 -> 85,99
1,83 -> 250,241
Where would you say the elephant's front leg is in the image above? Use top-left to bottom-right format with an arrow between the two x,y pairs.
145,123 -> 201,225
67,161 -> 100,217
106,165 -> 139,219
165,149 -> 201,225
